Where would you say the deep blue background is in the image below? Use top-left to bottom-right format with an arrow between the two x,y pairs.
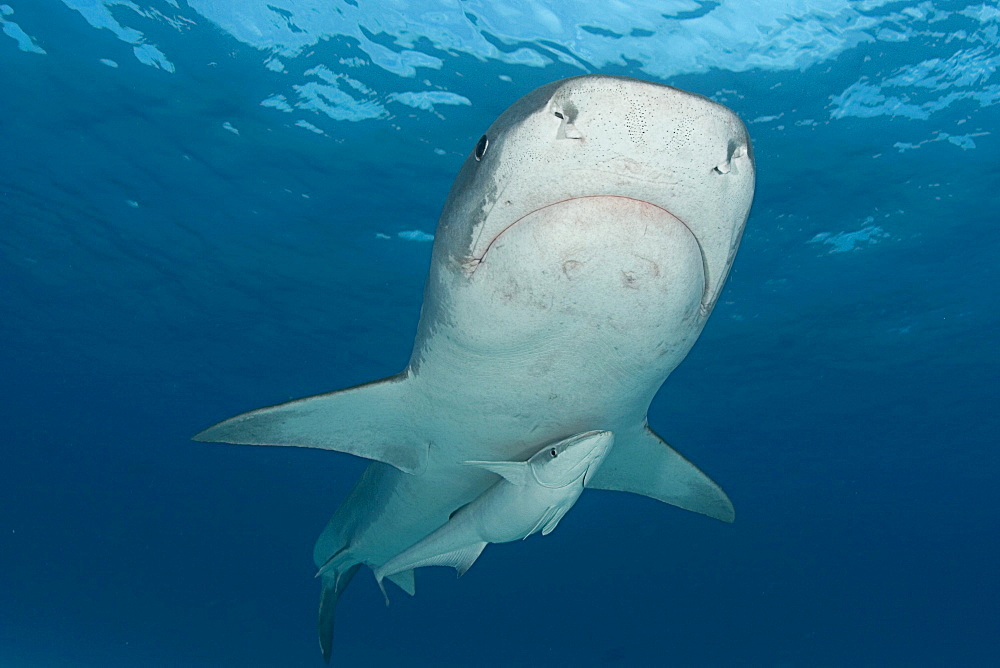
2,1 -> 998,665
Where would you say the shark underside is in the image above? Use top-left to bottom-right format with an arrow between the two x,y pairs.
195,74 -> 755,663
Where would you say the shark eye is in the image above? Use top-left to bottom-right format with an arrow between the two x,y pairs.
474,135 -> 489,161
549,448 -> 558,458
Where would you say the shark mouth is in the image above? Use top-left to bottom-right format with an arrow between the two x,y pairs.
466,194 -> 711,307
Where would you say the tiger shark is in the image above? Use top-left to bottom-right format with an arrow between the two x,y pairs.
194,74 -> 755,662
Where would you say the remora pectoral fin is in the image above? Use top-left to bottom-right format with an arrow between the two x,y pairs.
540,503 -> 573,535
463,460 -> 529,485
587,426 -> 735,523
192,373 -> 428,474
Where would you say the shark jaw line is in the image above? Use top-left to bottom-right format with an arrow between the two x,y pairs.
465,194 -> 712,307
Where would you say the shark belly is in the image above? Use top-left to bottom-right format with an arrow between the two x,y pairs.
416,196 -> 706,428
315,196 -> 707,570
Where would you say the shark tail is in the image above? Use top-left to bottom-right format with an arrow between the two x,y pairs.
316,548 -> 360,665
316,545 -> 416,662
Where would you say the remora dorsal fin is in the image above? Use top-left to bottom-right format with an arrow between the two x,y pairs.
586,426 -> 735,522
192,373 -> 428,474
385,542 -> 488,578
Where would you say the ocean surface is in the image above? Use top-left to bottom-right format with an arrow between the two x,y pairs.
2,1 -> 998,666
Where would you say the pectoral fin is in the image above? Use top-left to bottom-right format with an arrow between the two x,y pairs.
193,373 -> 428,474
586,426 -> 735,522
463,460 -> 529,486
526,506 -> 559,537
540,503 -> 572,535
525,503 -> 572,538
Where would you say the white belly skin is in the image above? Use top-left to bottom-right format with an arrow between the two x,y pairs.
314,197 -> 707,567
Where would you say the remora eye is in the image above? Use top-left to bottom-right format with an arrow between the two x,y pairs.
549,448 -> 558,458
474,135 -> 489,161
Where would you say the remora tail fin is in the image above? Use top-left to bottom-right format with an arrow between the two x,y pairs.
192,373 -> 428,474
586,426 -> 735,522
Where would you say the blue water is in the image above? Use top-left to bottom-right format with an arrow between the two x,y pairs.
2,1 -> 998,665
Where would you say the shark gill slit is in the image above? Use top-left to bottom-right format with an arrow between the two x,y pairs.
469,195 -> 712,306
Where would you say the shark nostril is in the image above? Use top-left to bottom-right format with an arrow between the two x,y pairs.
713,139 -> 742,174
